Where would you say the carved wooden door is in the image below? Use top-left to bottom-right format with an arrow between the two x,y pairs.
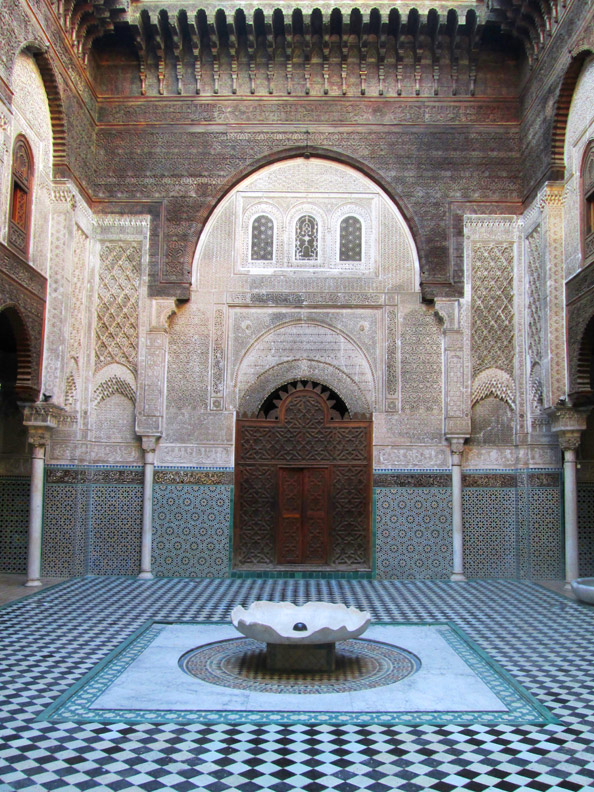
277,467 -> 329,564
234,384 -> 372,570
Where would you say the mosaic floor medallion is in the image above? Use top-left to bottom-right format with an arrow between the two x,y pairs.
179,637 -> 420,694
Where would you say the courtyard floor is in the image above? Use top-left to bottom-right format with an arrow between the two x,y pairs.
0,576 -> 592,791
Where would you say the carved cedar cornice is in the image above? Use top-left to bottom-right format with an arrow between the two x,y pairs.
98,4 -> 487,97
55,1 -> 571,89
50,0 -> 130,65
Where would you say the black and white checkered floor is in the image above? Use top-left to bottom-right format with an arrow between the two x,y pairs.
1,577 -> 593,791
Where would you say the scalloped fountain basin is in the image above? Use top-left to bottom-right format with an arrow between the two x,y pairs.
570,578 -> 594,604
231,601 -> 372,671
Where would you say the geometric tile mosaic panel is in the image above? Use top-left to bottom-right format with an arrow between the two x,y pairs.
0,476 -> 29,573
42,482 -> 86,577
1,577 -> 593,792
42,466 -> 142,577
527,487 -> 563,579
463,487 -> 517,578
38,467 -> 566,580
578,484 -> 594,576
152,484 -> 231,577
375,487 -> 452,579
89,485 -> 143,575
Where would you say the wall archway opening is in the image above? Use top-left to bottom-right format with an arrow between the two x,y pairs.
0,306 -> 30,459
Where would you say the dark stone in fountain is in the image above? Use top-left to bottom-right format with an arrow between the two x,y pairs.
266,643 -> 336,672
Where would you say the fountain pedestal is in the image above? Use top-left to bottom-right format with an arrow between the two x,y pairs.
266,642 -> 336,672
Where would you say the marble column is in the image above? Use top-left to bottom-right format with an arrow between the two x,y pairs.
448,437 -> 467,582
138,435 -> 160,580
548,405 -> 589,583
22,404 -> 62,587
559,434 -> 581,583
24,428 -> 50,586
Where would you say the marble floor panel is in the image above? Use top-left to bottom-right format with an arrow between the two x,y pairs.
0,577 -> 592,791
42,622 -> 552,726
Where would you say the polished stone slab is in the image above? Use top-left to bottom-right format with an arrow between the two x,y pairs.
40,621 -> 555,726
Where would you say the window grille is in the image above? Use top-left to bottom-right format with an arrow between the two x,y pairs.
251,214 -> 274,261
339,215 -> 362,261
295,215 -> 318,261
8,137 -> 33,256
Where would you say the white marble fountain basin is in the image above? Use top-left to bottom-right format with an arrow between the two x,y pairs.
231,601 -> 371,644
570,578 -> 594,604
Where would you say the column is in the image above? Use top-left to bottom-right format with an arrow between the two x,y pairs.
548,405 -> 589,584
25,428 -> 50,586
448,437 -> 467,581
138,435 -> 160,580
22,404 -> 62,587
559,435 -> 581,582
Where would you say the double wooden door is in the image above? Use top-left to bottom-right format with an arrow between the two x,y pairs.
234,386 -> 372,570
277,467 -> 329,564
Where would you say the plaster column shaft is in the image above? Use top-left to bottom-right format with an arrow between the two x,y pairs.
449,439 -> 467,582
563,447 -> 579,583
26,445 -> 45,587
138,438 -> 158,579
548,407 -> 588,584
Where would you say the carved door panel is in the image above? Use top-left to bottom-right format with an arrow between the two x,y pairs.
277,467 -> 303,564
277,467 -> 329,564
234,386 -> 371,570
302,468 -> 329,564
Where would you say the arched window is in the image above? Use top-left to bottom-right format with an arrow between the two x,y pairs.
295,215 -> 318,261
339,215 -> 362,261
584,143 -> 594,268
250,214 -> 274,261
8,137 -> 34,256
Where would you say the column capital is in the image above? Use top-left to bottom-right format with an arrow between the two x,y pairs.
22,402 -> 65,450
537,181 -> 565,210
22,401 -> 65,430
447,436 -> 467,460
557,433 -> 582,453
140,434 -> 161,455
547,404 -> 589,451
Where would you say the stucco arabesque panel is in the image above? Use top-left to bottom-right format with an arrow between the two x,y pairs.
233,319 -> 377,416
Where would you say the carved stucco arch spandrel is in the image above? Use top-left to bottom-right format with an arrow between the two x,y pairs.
234,321 -> 375,417
238,360 -> 371,418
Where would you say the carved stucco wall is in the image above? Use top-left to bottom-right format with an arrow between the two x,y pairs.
49,217 -> 149,466
564,56 -> 594,280
3,51 -> 53,277
161,157 -> 447,468
465,217 -> 521,466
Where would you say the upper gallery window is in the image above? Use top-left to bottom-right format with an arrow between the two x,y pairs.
339,215 -> 363,262
8,136 -> 34,256
251,214 -> 275,261
585,143 -> 594,267
295,215 -> 318,261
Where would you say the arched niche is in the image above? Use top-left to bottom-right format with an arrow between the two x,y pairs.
191,156 -> 420,292
235,321 -> 374,417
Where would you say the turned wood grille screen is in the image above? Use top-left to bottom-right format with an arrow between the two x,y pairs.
234,389 -> 372,569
